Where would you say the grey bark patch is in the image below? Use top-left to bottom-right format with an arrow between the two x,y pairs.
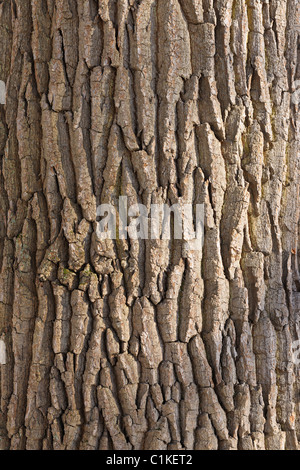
0,81 -> 6,104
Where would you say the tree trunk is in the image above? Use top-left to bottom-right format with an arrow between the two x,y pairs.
0,0 -> 299,451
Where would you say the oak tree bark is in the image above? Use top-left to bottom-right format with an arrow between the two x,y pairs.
0,0 -> 300,450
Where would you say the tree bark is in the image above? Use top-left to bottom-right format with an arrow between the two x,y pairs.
0,0 -> 300,451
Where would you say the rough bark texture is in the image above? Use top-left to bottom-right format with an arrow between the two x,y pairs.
0,0 -> 300,451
